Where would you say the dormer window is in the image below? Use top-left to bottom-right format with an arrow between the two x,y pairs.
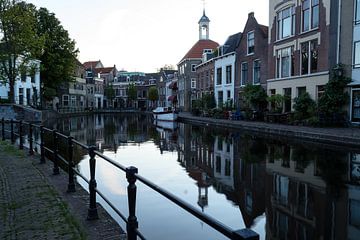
247,31 -> 255,55
277,6 -> 295,40
203,49 -> 212,54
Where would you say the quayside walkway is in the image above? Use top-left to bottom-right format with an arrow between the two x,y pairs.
0,141 -> 124,240
179,112 -> 360,147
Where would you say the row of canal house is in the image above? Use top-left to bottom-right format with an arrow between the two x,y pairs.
178,1 -> 360,123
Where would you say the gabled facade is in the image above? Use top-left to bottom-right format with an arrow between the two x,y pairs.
195,53 -> 215,100
235,12 -> 268,109
267,0 -> 340,112
177,10 -> 219,111
214,32 -> 241,108
83,60 -> 105,109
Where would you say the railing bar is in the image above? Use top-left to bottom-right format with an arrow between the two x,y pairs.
55,131 -> 68,139
134,229 -> 147,240
94,151 -> 127,172
32,124 -> 41,128
95,188 -> 128,223
58,154 -> 68,165
13,133 -> 19,136
73,168 -> 90,184
72,139 -> 89,150
43,146 -> 54,155
43,127 -> 52,132
135,174 -> 234,239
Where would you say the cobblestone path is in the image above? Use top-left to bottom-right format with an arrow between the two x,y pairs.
0,141 -> 87,240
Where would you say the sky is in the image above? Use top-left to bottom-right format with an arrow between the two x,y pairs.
27,0 -> 269,73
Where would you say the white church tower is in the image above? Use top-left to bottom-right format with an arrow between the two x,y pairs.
198,9 -> 210,40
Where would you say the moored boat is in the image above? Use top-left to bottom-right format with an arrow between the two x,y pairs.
152,107 -> 178,122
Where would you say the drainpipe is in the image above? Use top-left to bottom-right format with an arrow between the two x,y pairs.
336,0 -> 342,64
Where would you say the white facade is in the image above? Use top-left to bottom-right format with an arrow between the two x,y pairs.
0,60 -> 41,106
213,136 -> 234,189
214,53 -> 236,107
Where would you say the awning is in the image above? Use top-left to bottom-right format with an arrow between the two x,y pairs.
168,81 -> 178,90
168,95 -> 178,102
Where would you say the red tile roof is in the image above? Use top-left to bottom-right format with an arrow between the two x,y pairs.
180,40 -> 219,62
95,67 -> 115,74
83,61 -> 100,69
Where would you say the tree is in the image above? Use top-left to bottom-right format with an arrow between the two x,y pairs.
293,92 -> 316,120
0,0 -> 43,103
127,83 -> 137,108
148,86 -> 158,109
35,7 -> 78,102
104,84 -> 115,107
242,84 -> 267,111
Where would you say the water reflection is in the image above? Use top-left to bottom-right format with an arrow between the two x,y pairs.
50,114 -> 360,240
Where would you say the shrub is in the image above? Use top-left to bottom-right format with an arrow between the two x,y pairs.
242,84 -> 267,111
293,92 -> 316,120
267,94 -> 284,113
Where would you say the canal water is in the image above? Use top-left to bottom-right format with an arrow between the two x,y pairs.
49,113 -> 360,240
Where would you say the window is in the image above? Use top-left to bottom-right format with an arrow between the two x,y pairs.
203,49 -> 212,54
277,6 -> 295,40
216,68 -> 222,85
302,0 -> 319,32
241,62 -> 248,86
191,78 -> 196,89
356,0 -> 360,24
354,41 -> 360,68
191,64 -> 196,72
225,159 -> 231,176
226,65 -> 232,84
253,60 -> 261,84
218,91 -> 223,106
63,95 -> 69,107
301,39 -> 318,75
71,96 -> 76,106
284,88 -> 292,112
276,47 -> 294,78
227,90 -> 231,100
317,85 -> 325,100
216,156 -> 221,173
31,74 -> 35,83
247,31 -> 255,54
217,139 -> 223,151
297,87 -> 306,97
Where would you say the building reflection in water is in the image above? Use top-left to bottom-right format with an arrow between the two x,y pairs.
51,114 -> 360,240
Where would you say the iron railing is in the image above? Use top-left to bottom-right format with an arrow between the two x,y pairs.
0,117 -> 259,240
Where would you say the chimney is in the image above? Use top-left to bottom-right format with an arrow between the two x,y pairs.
248,12 -> 254,18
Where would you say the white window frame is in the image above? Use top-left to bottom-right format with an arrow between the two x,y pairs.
356,0 -> 360,24
277,6 -> 295,40
225,65 -> 232,84
300,39 -> 318,75
191,78 -> 196,89
354,41 -> 360,68
191,64 -> 196,72
301,0 -> 319,33
216,67 -> 222,85
276,46 -> 294,79
253,59 -> 261,85
63,95 -> 69,107
247,31 -> 255,55
241,62 -> 248,86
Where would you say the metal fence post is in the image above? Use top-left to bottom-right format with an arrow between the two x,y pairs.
67,136 -> 75,193
40,126 -> 45,164
232,229 -> 259,240
19,120 -> 23,149
10,119 -> 14,144
52,129 -> 60,175
28,123 -> 34,155
1,118 -> 5,141
87,146 -> 98,220
126,166 -> 139,240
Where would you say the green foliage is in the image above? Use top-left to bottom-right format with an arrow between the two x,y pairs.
267,94 -> 285,113
222,99 -> 234,111
318,64 -> 351,118
293,92 -> 316,120
242,84 -> 267,111
148,86 -> 159,102
35,7 -> 78,101
0,0 -> 44,103
104,85 -> 115,100
202,93 -> 216,110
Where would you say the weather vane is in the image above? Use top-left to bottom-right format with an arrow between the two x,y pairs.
201,0 -> 206,10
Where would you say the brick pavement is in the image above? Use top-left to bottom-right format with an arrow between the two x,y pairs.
0,141 -> 125,240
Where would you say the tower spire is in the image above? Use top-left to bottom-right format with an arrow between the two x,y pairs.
198,0 -> 210,40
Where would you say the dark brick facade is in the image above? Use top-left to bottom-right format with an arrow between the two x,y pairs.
196,59 -> 215,98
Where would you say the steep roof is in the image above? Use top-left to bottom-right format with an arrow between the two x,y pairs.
223,32 -> 242,54
180,39 -> 219,62
95,67 -> 115,74
259,24 -> 269,38
83,60 -> 101,70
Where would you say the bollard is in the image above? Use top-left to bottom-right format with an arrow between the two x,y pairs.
67,136 -> 75,192
87,146 -> 98,220
19,120 -> 23,150
40,126 -> 45,164
52,130 -> 60,175
126,166 -> 139,240
10,119 -> 14,144
28,123 -> 34,155
1,118 -> 5,141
